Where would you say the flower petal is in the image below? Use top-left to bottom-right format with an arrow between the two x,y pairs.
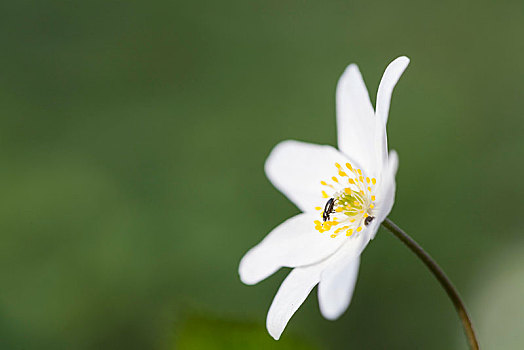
266,264 -> 323,340
239,213 -> 346,285
336,64 -> 378,178
374,111 -> 388,176
375,56 -> 410,125
372,150 -> 399,239
265,140 -> 354,212
318,256 -> 360,320
317,229 -> 370,321
266,232 -> 368,339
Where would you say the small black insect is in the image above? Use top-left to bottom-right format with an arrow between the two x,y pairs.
322,198 -> 336,222
364,216 -> 375,226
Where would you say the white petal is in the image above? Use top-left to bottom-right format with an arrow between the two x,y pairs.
239,213 -> 346,285
266,233 -> 369,339
336,64 -> 378,178
266,264 -> 323,340
375,56 -> 410,125
374,111 -> 388,176
265,140 -> 354,212
318,256 -> 360,320
372,150 -> 399,239
317,229 -> 371,320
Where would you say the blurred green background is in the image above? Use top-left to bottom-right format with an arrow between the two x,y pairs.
1,0 -> 523,349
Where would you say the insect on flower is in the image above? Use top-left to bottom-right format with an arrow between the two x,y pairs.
322,198 -> 336,223
364,215 -> 375,226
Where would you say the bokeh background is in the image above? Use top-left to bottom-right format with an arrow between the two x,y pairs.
1,0 -> 523,349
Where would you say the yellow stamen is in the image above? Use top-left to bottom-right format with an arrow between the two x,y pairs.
314,162 -> 377,237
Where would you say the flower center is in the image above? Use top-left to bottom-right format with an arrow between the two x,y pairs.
313,162 -> 377,238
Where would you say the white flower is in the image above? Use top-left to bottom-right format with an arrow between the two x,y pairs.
239,57 -> 410,340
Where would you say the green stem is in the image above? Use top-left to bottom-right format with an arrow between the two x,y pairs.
381,218 -> 479,350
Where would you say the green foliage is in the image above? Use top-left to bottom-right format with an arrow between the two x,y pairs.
174,316 -> 319,350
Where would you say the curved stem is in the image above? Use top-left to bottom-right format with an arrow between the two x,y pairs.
381,218 -> 479,350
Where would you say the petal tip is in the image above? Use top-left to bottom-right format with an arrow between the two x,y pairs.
320,307 -> 343,321
266,317 -> 283,340
238,272 -> 256,286
238,256 -> 260,286
338,63 -> 363,83
345,63 -> 360,72
264,139 -> 297,175
389,56 -> 410,72
396,55 -> 410,63
269,330 -> 281,341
